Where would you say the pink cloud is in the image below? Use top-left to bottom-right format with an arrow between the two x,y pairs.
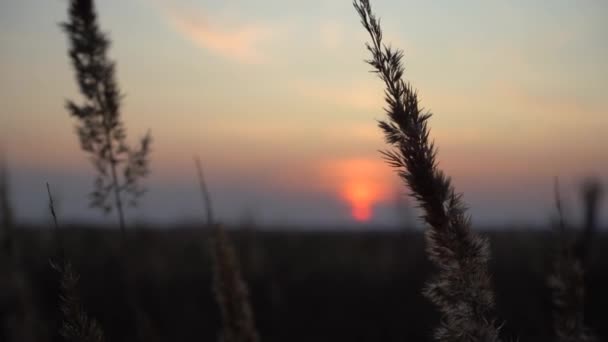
157,3 -> 274,63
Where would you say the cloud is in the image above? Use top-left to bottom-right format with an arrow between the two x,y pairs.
153,2 -> 274,63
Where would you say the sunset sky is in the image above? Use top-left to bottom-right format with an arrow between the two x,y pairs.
1,0 -> 607,227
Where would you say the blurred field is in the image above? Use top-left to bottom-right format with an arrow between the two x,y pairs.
4,225 -> 607,342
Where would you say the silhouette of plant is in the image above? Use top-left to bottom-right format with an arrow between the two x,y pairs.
575,178 -> 603,266
195,156 -> 215,226
47,183 -> 105,342
549,180 -> 597,342
51,261 -> 106,342
212,225 -> 259,342
0,155 -> 14,256
0,156 -> 37,342
61,0 -> 151,236
193,160 -> 258,342
353,1 -> 503,340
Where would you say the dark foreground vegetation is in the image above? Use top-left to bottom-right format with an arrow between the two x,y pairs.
2,226 -> 607,342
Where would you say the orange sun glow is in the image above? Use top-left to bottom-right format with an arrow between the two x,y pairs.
318,158 -> 393,222
342,181 -> 377,221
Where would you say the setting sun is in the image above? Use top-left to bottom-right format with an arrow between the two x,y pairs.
342,181 -> 377,221
318,158 -> 393,222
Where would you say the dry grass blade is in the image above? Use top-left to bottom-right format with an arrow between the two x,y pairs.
47,183 -> 60,231
548,179 -> 596,342
194,156 -> 215,226
212,225 -> 259,342
353,0 -> 502,340
46,183 -> 65,259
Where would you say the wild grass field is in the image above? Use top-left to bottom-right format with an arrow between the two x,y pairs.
1,226 -> 607,342
1,0 -> 606,341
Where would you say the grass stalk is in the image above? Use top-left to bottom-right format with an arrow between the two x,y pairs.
61,0 -> 152,240
0,154 -> 14,256
549,179 -> 596,342
192,159 -> 259,341
47,183 -> 105,342
575,178 -> 603,266
194,156 -> 215,226
212,225 -> 260,342
46,183 -> 65,260
353,1 -> 502,340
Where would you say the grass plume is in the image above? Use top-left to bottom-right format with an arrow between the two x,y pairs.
211,225 -> 260,342
193,159 -> 259,342
353,0 -> 502,340
51,261 -> 106,342
0,155 -> 14,256
61,0 -> 152,237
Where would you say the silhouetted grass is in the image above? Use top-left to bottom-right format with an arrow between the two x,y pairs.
193,158 -> 260,342
548,180 -> 598,342
51,261 -> 105,342
61,0 -> 152,237
0,155 -> 14,256
47,182 -> 106,342
354,0 -> 502,340
212,225 -> 260,342
4,226 -> 608,342
576,178 -> 603,266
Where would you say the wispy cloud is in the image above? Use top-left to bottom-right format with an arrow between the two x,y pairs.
152,1 -> 275,63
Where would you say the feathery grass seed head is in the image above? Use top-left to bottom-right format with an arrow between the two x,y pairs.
354,1 -> 502,340
212,225 -> 259,342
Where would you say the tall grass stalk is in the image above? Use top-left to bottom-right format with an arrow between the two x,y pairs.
51,261 -> 104,342
353,1 -> 502,340
0,155 -> 14,256
548,180 -> 596,342
0,155 -> 35,342
47,183 -> 65,259
193,159 -> 259,342
62,0 -> 152,238
212,225 -> 260,342
575,178 -> 603,266
194,156 -> 215,225
47,183 -> 105,342
51,261 -> 106,342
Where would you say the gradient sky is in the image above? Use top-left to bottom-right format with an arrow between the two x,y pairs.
1,0 -> 607,227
